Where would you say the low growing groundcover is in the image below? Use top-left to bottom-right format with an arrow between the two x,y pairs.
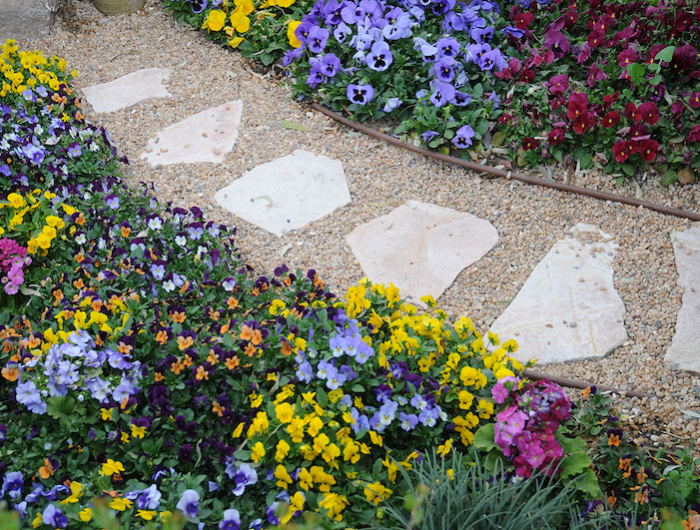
2,37 -> 700,530
165,0 -> 700,186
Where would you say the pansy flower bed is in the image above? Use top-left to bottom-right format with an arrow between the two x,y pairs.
0,39 -> 624,530
165,0 -> 700,185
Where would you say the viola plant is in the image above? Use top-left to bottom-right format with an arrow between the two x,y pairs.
0,40 -> 124,194
165,0 -> 700,183
164,0 -> 316,65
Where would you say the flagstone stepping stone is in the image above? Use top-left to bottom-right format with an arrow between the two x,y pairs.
345,201 -> 499,304
665,226 -> 700,372
214,150 -> 350,237
489,223 -> 627,365
82,68 -> 172,113
140,100 -> 242,166
0,0 -> 53,43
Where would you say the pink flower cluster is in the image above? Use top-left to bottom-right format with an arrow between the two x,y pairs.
0,238 -> 31,295
492,379 -> 571,478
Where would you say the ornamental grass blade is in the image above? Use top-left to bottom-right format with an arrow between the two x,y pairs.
279,120 -> 313,132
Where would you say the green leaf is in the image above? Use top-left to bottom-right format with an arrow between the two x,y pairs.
626,62 -> 646,84
559,452 -> 592,480
661,170 -> 678,185
472,83 -> 484,99
279,120 -> 313,132
316,387 -> 328,407
233,449 -> 251,460
573,468 -> 602,499
621,163 -> 636,176
472,424 -> 497,452
350,384 -> 365,393
649,75 -> 663,86
654,45 -> 676,63
556,433 -> 588,454
491,131 -> 505,147
580,153 -> 593,170
552,150 -> 563,163
46,396 -> 79,422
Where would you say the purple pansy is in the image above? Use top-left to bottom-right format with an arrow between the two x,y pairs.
347,83 -> 374,105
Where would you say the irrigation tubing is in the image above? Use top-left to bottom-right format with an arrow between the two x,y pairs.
311,103 -> 700,222
313,103 -> 664,399
523,370 -> 652,399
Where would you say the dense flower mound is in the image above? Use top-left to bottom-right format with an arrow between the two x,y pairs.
0,39 -> 545,530
166,0 -> 700,184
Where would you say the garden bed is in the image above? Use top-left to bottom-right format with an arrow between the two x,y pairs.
1,0 -> 699,528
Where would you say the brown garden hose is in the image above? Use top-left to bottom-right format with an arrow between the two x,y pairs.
311,103 -> 664,399
523,369 -> 652,399
310,103 -> 700,222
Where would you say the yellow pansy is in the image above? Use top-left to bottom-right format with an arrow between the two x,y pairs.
130,424 -> 146,439
251,441 -> 266,463
230,11 -> 251,32
6,193 -> 25,208
274,464 -> 293,489
437,438 -> 452,457
202,9 -> 227,32
364,482 -> 392,505
287,20 -> 302,48
79,508 -> 92,522
102,459 -> 125,476
275,402 -> 294,423
110,497 -> 133,511
136,510 -> 157,520
228,37 -> 245,48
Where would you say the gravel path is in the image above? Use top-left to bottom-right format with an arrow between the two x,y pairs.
21,0 -> 700,448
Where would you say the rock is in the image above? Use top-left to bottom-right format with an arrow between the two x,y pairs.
140,100 -> 242,166
345,201 -> 499,304
214,150 -> 350,237
81,68 -> 172,113
665,226 -> 700,372
489,223 -> 627,365
0,0 -> 53,43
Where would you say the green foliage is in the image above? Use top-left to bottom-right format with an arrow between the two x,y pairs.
375,450 -> 610,530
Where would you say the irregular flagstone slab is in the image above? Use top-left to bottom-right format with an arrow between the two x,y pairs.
489,223 -> 627,365
0,0 -> 53,43
214,150 -> 350,236
82,68 -> 172,113
345,201 -> 499,303
665,226 -> 700,372
141,100 -> 242,166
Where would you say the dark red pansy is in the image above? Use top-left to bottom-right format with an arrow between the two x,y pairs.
601,111 -> 620,128
522,137 -> 539,151
587,31 -> 605,48
567,92 -> 588,120
548,128 -> 566,145
573,112 -> 594,134
638,101 -> 659,125
515,11 -> 534,29
629,123 -> 647,139
612,141 -> 631,162
638,139 -> 659,162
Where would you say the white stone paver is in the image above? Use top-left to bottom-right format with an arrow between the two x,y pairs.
489,223 -> 627,365
82,68 -> 172,113
140,100 -> 242,166
665,226 -> 700,372
345,201 -> 499,304
214,150 -> 350,237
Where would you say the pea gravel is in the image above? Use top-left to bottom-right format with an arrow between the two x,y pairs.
19,0 -> 700,448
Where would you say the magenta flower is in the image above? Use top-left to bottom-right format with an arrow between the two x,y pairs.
543,29 -> 569,57
548,74 -> 569,95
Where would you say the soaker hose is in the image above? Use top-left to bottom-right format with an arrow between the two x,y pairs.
311,103 -> 700,222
